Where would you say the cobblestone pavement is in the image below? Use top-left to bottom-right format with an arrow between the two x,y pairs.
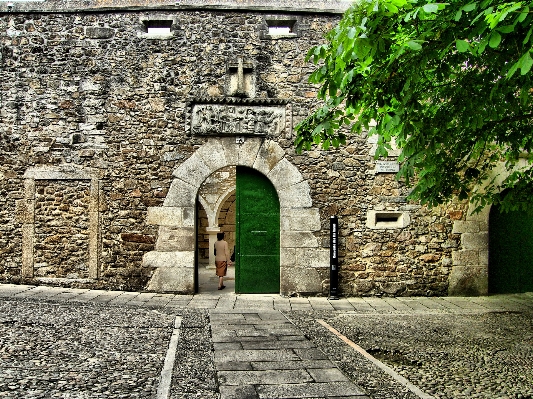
0,282 -> 531,399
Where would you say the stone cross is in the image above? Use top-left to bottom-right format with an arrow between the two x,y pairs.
227,57 -> 255,97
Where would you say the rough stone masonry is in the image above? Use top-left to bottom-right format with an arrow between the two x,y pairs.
0,0 -> 488,296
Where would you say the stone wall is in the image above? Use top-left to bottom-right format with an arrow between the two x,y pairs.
0,1 -> 476,296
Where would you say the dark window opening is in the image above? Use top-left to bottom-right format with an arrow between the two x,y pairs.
144,20 -> 172,35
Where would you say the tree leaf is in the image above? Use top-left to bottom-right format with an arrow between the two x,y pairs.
497,25 -> 514,34
489,31 -> 501,48
520,51 -> 533,75
456,39 -> 470,52
462,3 -> 477,12
423,3 -> 439,13
407,40 -> 423,50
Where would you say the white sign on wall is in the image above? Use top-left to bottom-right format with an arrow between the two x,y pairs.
375,161 -> 400,173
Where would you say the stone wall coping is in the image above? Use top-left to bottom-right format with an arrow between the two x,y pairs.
1,0 -> 352,14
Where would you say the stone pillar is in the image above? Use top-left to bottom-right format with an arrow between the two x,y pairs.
21,179 -> 35,278
207,226 -> 221,269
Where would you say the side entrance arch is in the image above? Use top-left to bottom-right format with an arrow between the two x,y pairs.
489,205 -> 533,293
142,137 -> 327,295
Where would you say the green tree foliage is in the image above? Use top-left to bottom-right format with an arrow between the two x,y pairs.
295,0 -> 533,213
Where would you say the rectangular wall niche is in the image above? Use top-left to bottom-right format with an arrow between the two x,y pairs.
366,210 -> 410,229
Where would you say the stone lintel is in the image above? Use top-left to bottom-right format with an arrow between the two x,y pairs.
24,165 -> 94,180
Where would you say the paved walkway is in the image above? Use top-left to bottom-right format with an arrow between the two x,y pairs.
2,282 -> 532,314
1,282 -> 532,399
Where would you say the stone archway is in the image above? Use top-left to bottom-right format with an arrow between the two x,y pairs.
143,137 -> 326,295
448,159 -> 530,296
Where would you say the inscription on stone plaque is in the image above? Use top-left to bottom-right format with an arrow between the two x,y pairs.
191,104 -> 285,137
375,161 -> 400,173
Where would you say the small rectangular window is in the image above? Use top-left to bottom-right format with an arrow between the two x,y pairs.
262,17 -> 299,39
366,210 -> 410,229
375,213 -> 402,225
145,20 -> 172,35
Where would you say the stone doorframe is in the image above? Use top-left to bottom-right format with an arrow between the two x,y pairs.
449,204 -> 489,296
143,137 -> 326,295
19,165 -> 101,280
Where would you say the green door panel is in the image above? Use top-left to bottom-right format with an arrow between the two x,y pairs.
236,166 -> 280,293
489,205 -> 533,293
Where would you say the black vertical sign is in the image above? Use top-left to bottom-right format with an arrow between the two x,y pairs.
330,215 -> 339,299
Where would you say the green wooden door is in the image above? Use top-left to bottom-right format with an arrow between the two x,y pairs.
235,166 -> 280,293
489,205 -> 533,293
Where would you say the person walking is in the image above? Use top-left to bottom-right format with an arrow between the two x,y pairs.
214,232 -> 232,290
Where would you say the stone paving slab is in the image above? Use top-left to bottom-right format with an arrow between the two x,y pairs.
211,309 -> 367,398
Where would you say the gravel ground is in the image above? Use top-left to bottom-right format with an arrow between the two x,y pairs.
0,298 -> 177,399
1,294 -> 532,399
286,310 -> 533,399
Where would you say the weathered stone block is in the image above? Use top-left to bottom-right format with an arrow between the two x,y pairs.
253,140 -> 285,176
448,265 -> 488,296
147,207 -> 184,226
163,180 -> 197,207
462,232 -> 488,250
146,267 -> 195,293
142,250 -> 193,270
268,158 -> 303,191
452,249 -> 480,266
85,27 -> 115,39
172,153 -> 211,190
196,139 -> 228,172
280,266 -> 322,296
278,181 -> 312,208
281,232 -> 318,248
452,221 -> 480,234
155,227 -> 195,251
280,207 -> 320,232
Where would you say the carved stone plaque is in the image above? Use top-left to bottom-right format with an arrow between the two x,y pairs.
191,104 -> 286,137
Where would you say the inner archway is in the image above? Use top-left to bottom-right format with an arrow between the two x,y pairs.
196,166 -> 236,293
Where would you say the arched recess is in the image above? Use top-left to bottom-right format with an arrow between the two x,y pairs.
448,159 -> 530,296
143,137 -> 326,295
